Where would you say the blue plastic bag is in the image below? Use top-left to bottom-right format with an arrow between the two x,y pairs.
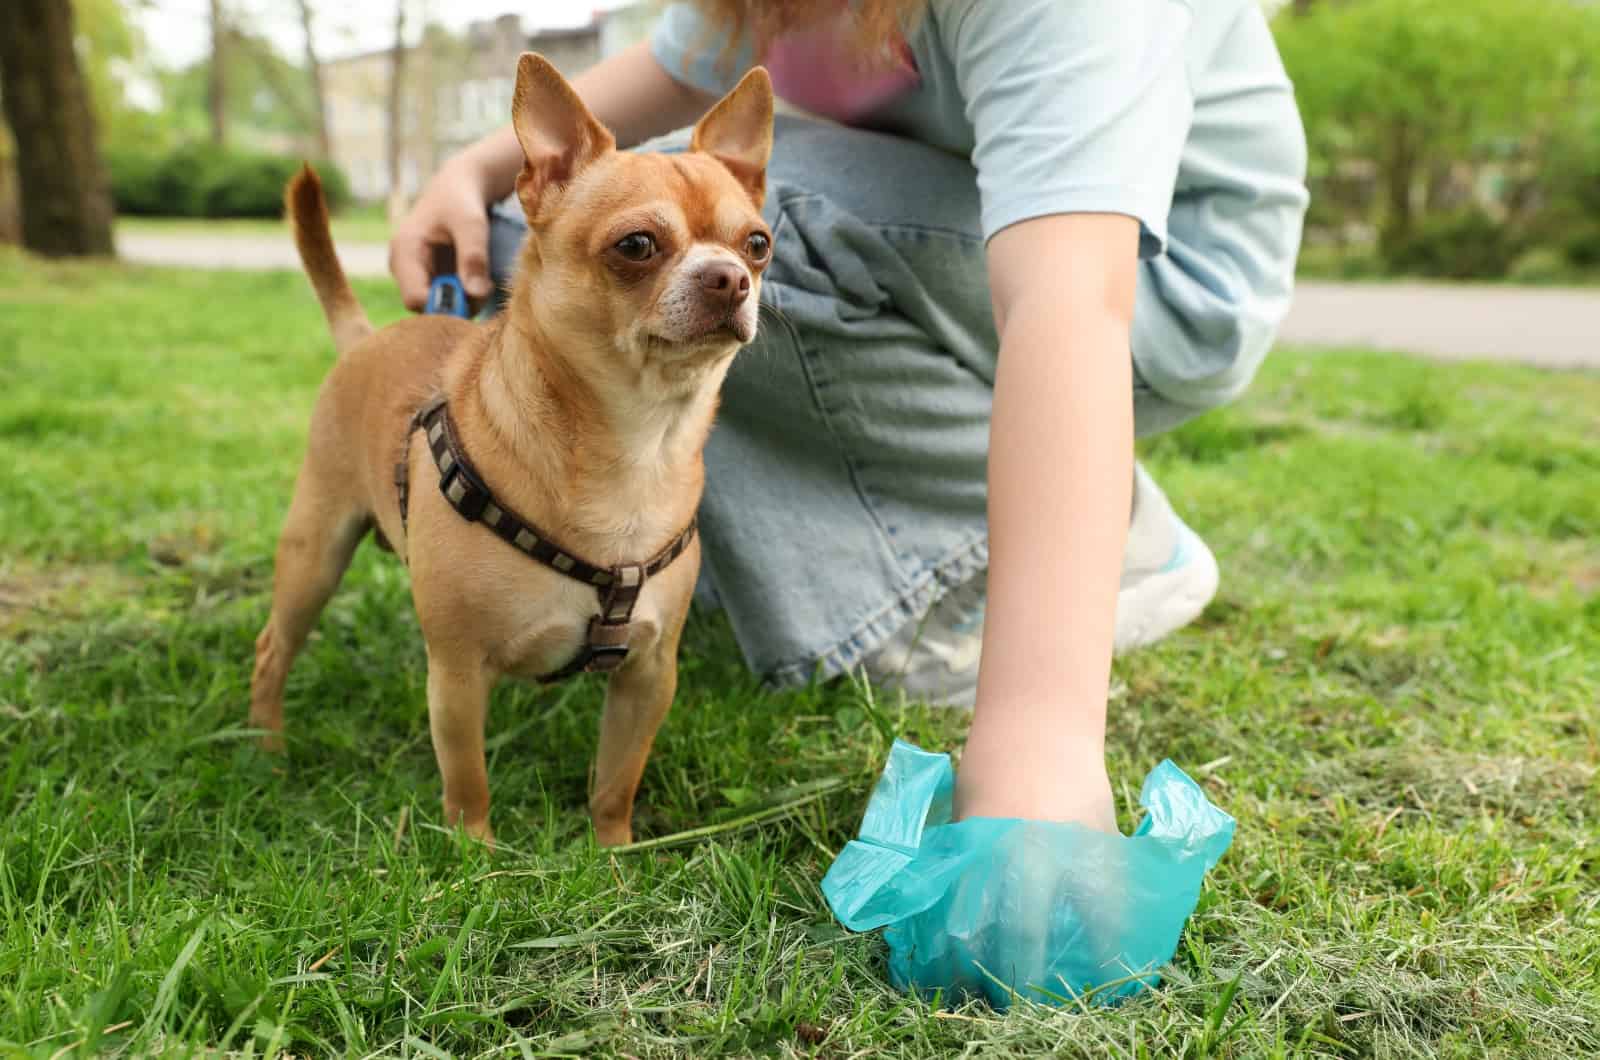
821,740 -> 1235,1009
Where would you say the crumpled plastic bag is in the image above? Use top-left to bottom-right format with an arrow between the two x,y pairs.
821,740 -> 1235,1009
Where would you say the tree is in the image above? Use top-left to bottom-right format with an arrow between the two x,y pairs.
153,30 -> 319,148
209,0 -> 228,145
387,0 -> 408,205
1276,0 -> 1600,247
296,0 -> 332,159
0,129 -> 17,245
0,0 -> 116,255
74,0 -> 149,139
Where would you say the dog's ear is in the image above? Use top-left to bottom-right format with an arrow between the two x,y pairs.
690,67 -> 774,209
512,52 -> 616,218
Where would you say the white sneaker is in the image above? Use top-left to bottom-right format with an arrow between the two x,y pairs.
862,463 -> 1219,708
1113,463 -> 1220,654
863,574 -> 988,709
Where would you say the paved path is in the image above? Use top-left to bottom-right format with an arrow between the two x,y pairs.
118,231 -> 389,279
1282,281 -> 1597,370
117,234 -> 1597,369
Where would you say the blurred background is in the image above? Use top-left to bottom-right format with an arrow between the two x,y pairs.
2,0 -> 1599,285
0,0 -> 653,250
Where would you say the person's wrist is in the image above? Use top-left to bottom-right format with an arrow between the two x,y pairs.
956,695 -> 1114,829
960,719 -> 1107,793
966,690 -> 1106,763
442,149 -> 498,204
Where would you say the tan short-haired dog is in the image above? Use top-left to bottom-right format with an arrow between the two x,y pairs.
250,54 -> 775,847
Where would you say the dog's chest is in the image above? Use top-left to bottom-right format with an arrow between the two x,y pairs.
488,571 -> 662,682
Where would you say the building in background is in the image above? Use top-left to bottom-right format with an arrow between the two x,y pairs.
321,43 -> 425,203
323,8 -> 648,204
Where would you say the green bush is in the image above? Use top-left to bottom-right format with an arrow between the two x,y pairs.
1381,211 -> 1522,280
1294,243 -> 1386,281
1507,246 -> 1573,286
1562,226 -> 1600,269
1276,0 -> 1600,279
104,149 -> 187,216
107,145 -> 350,219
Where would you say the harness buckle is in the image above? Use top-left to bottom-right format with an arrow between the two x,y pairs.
584,644 -> 631,673
437,461 -> 490,521
582,616 -> 632,674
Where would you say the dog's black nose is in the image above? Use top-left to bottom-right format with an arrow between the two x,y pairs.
699,261 -> 751,306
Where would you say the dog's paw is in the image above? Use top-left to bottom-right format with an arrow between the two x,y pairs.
247,708 -> 286,753
593,819 -> 633,848
464,819 -> 496,848
444,807 -> 495,848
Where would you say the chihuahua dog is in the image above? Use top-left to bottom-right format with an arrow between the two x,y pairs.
250,54 -> 775,846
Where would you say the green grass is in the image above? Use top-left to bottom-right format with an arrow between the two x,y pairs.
2,248 -> 1597,1057
116,202 -> 391,247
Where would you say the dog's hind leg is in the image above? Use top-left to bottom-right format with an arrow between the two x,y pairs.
250,465 -> 367,752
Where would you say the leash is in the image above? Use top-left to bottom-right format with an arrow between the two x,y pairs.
424,244 -> 472,318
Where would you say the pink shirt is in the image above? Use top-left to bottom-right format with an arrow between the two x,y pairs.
762,14 -> 921,124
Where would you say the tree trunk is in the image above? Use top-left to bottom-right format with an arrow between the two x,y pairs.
209,0 -> 227,146
386,0 -> 407,201
1379,122 -> 1416,251
0,0 -> 116,256
296,0 -> 332,159
0,138 -> 20,244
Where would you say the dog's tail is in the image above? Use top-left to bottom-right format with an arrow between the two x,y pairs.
286,164 -> 372,355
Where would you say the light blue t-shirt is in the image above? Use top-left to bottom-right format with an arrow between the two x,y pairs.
652,0 -> 1310,408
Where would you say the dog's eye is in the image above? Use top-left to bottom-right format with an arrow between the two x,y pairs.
745,232 -> 771,261
615,233 -> 657,262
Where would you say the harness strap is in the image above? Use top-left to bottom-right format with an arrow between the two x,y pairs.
395,395 -> 697,681
395,395 -> 439,532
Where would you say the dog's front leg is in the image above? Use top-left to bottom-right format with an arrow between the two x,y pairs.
590,637 -> 680,847
426,653 -> 496,844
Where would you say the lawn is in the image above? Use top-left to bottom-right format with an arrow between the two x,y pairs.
1,248 -> 1597,1058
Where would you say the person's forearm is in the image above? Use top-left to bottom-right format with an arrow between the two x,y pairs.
979,304 -> 1132,735
452,41 -> 717,203
953,213 -> 1138,824
956,305 -> 1131,822
573,41 -> 717,147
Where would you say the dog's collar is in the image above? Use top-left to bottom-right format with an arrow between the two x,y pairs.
396,394 -> 697,682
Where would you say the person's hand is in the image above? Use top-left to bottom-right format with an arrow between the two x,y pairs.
941,699 -> 1127,1004
389,157 -> 497,312
953,702 -> 1118,833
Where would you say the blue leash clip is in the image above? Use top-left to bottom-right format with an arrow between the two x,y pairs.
424,245 -> 473,318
